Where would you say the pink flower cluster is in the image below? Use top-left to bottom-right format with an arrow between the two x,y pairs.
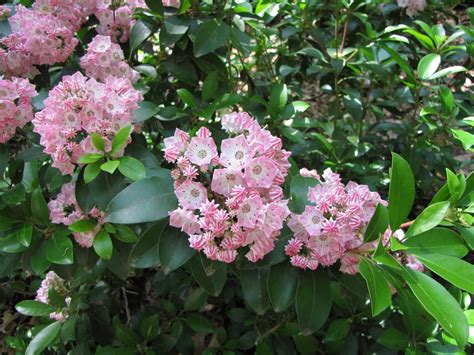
0,5 -> 78,78
33,72 -> 142,175
165,112 -> 291,263
397,0 -> 427,17
32,0 -> 97,31
0,5 -> 11,20
48,182 -> 104,248
285,168 -> 388,274
96,0 -> 146,43
0,77 -> 37,144
80,35 -> 139,83
163,0 -> 181,7
35,271 -> 71,321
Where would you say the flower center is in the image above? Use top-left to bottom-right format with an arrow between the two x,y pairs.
234,151 -> 244,160
197,149 -> 208,159
226,174 -> 236,181
190,188 -> 200,198
241,204 -> 251,213
311,215 -> 319,224
252,165 -> 262,175
320,235 -> 328,241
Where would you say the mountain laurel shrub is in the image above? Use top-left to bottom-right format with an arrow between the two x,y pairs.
0,0 -> 473,354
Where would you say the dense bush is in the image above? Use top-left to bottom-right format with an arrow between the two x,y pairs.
0,0 -> 473,354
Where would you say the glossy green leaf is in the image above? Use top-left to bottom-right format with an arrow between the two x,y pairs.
25,321 -> 61,355
189,253 -> 227,297
405,201 -> 450,237
16,300 -> 54,317
413,253 -> 474,293
177,88 -> 196,108
364,204 -> 389,242
133,101 -> 160,123
100,160 -> 120,174
428,66 -> 467,80
45,233 -> 74,265
129,220 -> 166,268
401,267 -> 468,348
114,225 -> 138,243
193,20 -> 230,57
376,328 -> 409,350
359,259 -> 391,316
240,267 -> 270,315
158,226 -> 195,274
324,319 -> 351,343
118,156 -> 146,181
84,161 -> 101,184
16,224 -> 33,247
269,83 -> 288,114
417,53 -> 441,80
69,219 -> 96,233
290,174 -> 318,213
130,20 -> 151,53
267,262 -> 298,312
31,188 -> 49,224
296,270 -> 332,335
106,176 -> 177,224
110,126 -> 132,155
399,228 -> 467,257
388,153 -> 415,230
93,230 -> 113,260
91,132 -> 106,151
78,153 -> 103,164
202,71 -> 219,102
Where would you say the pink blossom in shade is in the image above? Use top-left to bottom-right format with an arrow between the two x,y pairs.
0,77 -> 37,144
244,230 -> 275,262
96,0 -> 146,43
285,238 -> 303,257
32,0 -> 98,31
33,72 -> 142,175
237,195 -> 264,229
397,0 -> 426,17
175,180 -> 208,210
299,168 -> 320,179
219,135 -> 253,169
0,5 -> 78,78
169,208 -> 201,235
80,35 -> 140,83
73,229 -> 98,248
244,156 -> 278,189
339,253 -> 360,275
287,214 -> 310,241
48,182 -> 84,226
185,136 -> 218,166
217,249 -> 238,263
211,169 -> 244,197
260,202 -> 290,236
188,233 -> 208,251
298,206 -> 323,237
0,5 -> 11,20
163,0 -> 181,7
35,271 -> 70,321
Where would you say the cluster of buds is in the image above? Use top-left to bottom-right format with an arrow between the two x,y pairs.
165,112 -> 291,263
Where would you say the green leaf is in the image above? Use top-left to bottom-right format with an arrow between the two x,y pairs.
376,328 -> 409,350
25,321 -> 61,355
176,88 -> 196,108
380,44 -> 416,84
118,156 -> 146,181
269,83 -> 288,115
183,313 -> 214,334
100,161 -> 120,174
114,225 -> 138,243
439,85 -> 454,113
364,204 -> 389,242
202,71 -> 219,102
2,184 -> 26,205
0,230 -> 28,253
413,253 -> 474,294
324,319 -> 351,343
91,132 -> 106,151
240,268 -> 270,315
31,188 -> 50,224
133,101 -> 160,123
428,66 -> 467,80
290,174 -> 318,213
130,20 -> 151,53
388,153 -> 415,230
452,129 -> 474,151
405,201 -> 450,237
296,270 -> 332,335
189,254 -> 227,297
401,267 -> 469,348
16,224 -> 33,247
84,161 -> 101,184
110,126 -> 132,155
78,153 -> 104,164
193,20 -> 230,57
417,53 -> 441,80
359,259 -> 391,316
267,262 -> 298,312
45,233 -> 74,265
105,176 -> 177,224
93,230 -> 113,260
398,228 -> 467,257
16,300 -> 54,317
158,226 -> 195,274
145,0 -> 163,14
69,219 -> 97,233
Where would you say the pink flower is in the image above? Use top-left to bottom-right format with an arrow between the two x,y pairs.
175,180 -> 208,209
211,169 -> 244,197
237,195 -> 264,228
220,135 -> 253,169
244,156 -> 277,188
285,238 -> 303,257
48,182 -> 83,226
163,0 -> 181,7
185,137 -> 218,166
221,111 -> 255,133
0,77 -> 37,143
169,208 -> 200,235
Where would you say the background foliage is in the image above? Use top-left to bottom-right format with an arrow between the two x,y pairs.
1,0 -> 473,354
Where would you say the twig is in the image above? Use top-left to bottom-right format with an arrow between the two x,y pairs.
121,287 -> 131,325
400,220 -> 414,229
